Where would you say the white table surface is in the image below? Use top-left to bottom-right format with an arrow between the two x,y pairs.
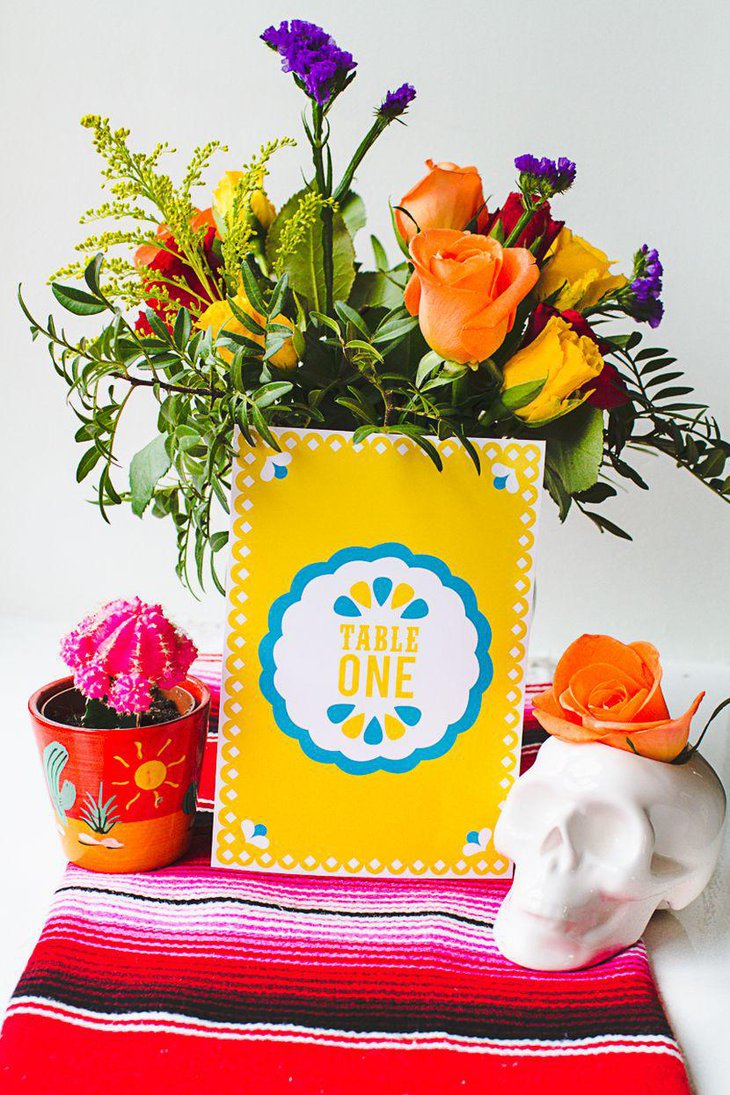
1,616 -> 727,1093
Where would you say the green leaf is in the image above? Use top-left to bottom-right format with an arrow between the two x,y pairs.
574,481 -> 618,503
267,273 -> 289,319
76,446 -> 102,483
396,427 -> 443,470
173,307 -> 192,349
371,234 -> 389,270
335,397 -> 378,424
635,346 -> 667,361
83,253 -> 104,298
654,386 -> 694,401
489,219 -> 506,244
372,315 -> 419,345
346,338 -> 384,362
253,381 -> 293,409
263,336 -> 286,363
334,300 -> 370,337
310,311 -> 342,335
546,405 -> 604,494
129,434 -> 171,517
500,378 -> 547,412
389,202 -> 415,259
645,371 -> 683,389
683,696 -> 730,759
544,464 -> 572,521
227,295 -> 265,336
584,511 -> 633,541
609,331 -> 642,351
239,257 -> 267,315
339,192 -> 366,238
266,189 -> 356,310
696,449 -> 727,478
219,330 -> 265,354
416,350 -> 443,388
348,271 -> 404,311
51,282 -> 107,316
144,308 -> 173,343
422,374 -> 463,392
612,455 -> 649,489
251,404 -> 281,451
456,432 -> 481,474
640,356 -> 677,376
352,425 -> 380,444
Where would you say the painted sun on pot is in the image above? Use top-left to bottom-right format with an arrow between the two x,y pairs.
112,739 -> 187,811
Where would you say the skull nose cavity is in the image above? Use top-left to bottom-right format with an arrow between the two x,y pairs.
541,823 -> 580,871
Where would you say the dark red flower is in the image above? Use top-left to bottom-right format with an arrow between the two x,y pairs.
522,302 -> 631,410
478,192 -> 563,262
586,359 -> 632,410
134,208 -> 223,332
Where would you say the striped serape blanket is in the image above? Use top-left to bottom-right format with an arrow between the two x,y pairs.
0,660 -> 690,1094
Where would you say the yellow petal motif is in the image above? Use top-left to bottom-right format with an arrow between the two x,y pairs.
391,584 -> 414,610
350,581 -> 372,609
342,714 -> 365,739
384,715 -> 406,740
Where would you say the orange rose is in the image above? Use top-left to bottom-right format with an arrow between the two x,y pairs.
395,160 -> 485,244
533,635 -> 705,762
403,229 -> 538,366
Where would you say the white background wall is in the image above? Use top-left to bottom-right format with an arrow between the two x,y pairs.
1,9 -> 729,1087
1,0 -> 728,665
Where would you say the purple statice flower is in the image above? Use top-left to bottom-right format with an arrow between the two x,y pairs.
627,244 -> 664,328
554,156 -> 577,192
514,153 -> 542,176
515,153 -> 576,197
261,20 -> 356,105
378,83 -> 417,120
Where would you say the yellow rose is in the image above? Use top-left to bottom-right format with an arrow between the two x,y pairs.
196,289 -> 298,371
537,227 -> 626,310
501,316 -> 604,425
213,171 -> 277,232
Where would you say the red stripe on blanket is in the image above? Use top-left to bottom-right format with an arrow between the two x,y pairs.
0,1011 -> 690,1095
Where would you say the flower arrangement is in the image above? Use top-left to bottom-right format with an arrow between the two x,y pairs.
20,18 -> 729,591
533,634 -> 728,762
59,598 -> 198,728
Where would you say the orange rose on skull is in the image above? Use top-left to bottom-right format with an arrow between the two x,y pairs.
404,229 -> 538,366
533,635 -> 705,762
395,160 -> 485,244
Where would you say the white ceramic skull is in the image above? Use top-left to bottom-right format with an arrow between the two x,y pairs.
493,736 -> 726,971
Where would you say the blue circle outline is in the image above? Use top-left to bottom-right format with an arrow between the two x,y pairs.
259,542 -> 493,775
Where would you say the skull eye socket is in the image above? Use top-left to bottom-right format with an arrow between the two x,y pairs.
648,804 -> 687,880
503,785 -> 564,837
567,804 -> 640,866
649,851 -> 685,880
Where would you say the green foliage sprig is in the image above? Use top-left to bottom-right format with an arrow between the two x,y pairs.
19,27 -> 729,591
20,253 -> 304,592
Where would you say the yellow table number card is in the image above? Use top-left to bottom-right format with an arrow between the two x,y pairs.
213,428 -> 544,879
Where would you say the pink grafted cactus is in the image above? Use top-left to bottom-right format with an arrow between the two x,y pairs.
60,599 -> 198,714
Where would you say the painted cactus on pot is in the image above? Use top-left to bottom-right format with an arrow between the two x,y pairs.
42,741 -> 76,827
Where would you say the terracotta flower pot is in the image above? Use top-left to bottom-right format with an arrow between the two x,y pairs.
29,675 -> 210,873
